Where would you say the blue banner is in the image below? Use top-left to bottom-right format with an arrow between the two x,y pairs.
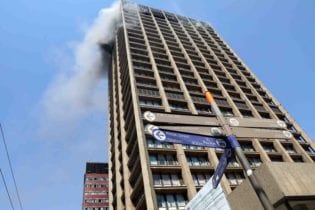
152,129 -> 229,149
212,148 -> 235,189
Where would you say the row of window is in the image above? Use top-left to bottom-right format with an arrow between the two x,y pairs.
84,191 -> 108,195
85,199 -> 109,203
147,137 -> 315,163
85,184 -> 108,188
149,154 -> 178,166
192,173 -> 211,186
85,177 -> 108,181
153,173 -> 182,186
84,208 -> 108,210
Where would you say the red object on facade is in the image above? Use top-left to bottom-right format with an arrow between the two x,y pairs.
82,162 -> 109,210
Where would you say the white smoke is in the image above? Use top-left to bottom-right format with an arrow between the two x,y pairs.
41,1 -> 121,127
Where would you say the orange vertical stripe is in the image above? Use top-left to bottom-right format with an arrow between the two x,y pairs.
205,91 -> 215,104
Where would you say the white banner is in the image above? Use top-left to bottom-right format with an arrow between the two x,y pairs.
185,177 -> 231,210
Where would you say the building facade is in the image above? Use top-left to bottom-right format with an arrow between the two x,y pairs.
109,2 -> 315,210
82,162 -> 109,210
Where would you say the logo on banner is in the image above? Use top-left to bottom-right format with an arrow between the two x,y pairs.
145,124 -> 159,135
153,129 -> 166,141
215,139 -> 227,148
229,118 -> 239,126
283,130 -> 292,138
144,111 -> 156,122
277,120 -> 286,128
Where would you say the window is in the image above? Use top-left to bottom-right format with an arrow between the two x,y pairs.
270,156 -> 283,162
150,155 -> 158,165
162,174 -> 172,186
139,99 -> 162,107
153,174 -> 162,186
186,155 -> 210,166
228,159 -> 240,167
288,126 -> 297,132
226,173 -> 244,186
221,109 -> 234,117
176,194 -> 186,208
149,154 -> 178,165
138,88 -> 160,97
195,106 -> 212,114
240,110 -> 253,118
147,138 -> 173,149
305,146 -> 315,154
182,145 -> 205,150
157,195 -> 167,209
248,157 -> 262,167
147,138 -> 155,148
166,194 -> 176,208
153,173 -> 182,187
296,135 -> 306,143
293,156 -> 304,163
171,174 -> 181,186
169,103 -> 189,111
262,144 -> 276,153
241,143 -> 255,152
192,173 -> 211,186
157,194 -> 187,210
283,144 -> 296,154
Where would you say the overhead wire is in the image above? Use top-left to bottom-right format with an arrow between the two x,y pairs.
0,169 -> 15,210
0,123 -> 23,210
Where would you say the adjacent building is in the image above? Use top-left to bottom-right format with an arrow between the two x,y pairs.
82,162 -> 109,210
108,2 -> 315,209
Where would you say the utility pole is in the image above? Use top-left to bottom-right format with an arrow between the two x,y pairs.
204,91 -> 274,210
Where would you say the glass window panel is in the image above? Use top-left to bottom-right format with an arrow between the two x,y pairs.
157,195 -> 167,208
153,174 -> 162,186
147,139 -> 154,148
192,174 -> 198,185
166,194 -> 176,207
176,194 -> 186,207
158,154 -> 166,165
162,174 -> 171,186
167,155 -> 175,164
156,141 -> 163,148
171,174 -> 180,186
150,155 -> 157,165
197,174 -> 206,185
192,157 -> 199,166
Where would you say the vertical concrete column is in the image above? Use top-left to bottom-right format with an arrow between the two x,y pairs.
121,7 -> 157,209
117,52 -> 135,209
175,144 -> 197,199
112,60 -> 123,210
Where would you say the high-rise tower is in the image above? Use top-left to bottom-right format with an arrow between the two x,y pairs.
108,2 -> 315,210
82,162 -> 109,210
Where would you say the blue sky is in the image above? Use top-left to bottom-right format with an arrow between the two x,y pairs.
0,0 -> 314,209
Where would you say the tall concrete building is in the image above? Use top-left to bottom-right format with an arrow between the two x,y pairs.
82,162 -> 109,210
108,2 -> 315,210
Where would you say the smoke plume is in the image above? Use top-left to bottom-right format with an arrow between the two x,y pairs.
41,1 -> 121,130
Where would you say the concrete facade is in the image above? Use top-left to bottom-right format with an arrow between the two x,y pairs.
228,162 -> 315,210
108,2 -> 315,209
